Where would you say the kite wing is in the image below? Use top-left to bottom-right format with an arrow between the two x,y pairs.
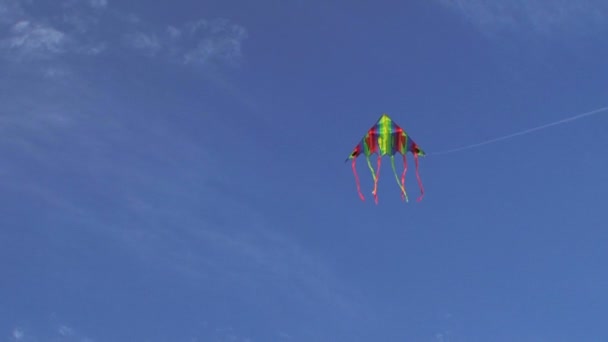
346,114 -> 425,203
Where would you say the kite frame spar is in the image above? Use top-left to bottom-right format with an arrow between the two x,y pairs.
346,114 -> 425,204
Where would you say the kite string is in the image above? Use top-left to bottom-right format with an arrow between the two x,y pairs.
428,105 -> 608,156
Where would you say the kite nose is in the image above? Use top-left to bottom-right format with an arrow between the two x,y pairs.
412,144 -> 425,156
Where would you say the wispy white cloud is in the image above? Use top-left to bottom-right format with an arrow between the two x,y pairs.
438,0 -> 608,36
76,41 -> 106,54
88,0 -> 107,10
123,18 -> 248,66
62,0 -> 107,11
277,331 -> 293,340
0,0 -> 108,61
9,324 -> 93,342
0,2 -> 346,339
111,174 -> 357,316
185,325 -> 254,342
166,25 -> 181,39
12,328 -> 24,341
181,19 -> 248,65
1,54 -> 357,339
123,31 -> 161,55
0,1 -> 247,69
435,332 -> 451,342
58,325 -> 74,337
3,20 -> 67,58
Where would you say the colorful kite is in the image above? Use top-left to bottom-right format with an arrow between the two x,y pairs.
346,114 -> 425,204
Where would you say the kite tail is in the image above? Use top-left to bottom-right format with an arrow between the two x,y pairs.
372,155 -> 382,204
366,155 -> 378,204
401,154 -> 409,202
414,153 -> 424,202
351,158 -> 365,201
366,155 -> 376,183
391,155 -> 408,202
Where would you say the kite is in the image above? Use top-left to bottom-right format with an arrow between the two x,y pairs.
343,106 -> 608,204
346,114 -> 425,204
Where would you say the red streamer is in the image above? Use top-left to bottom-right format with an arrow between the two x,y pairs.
351,158 -> 365,201
414,153 -> 424,202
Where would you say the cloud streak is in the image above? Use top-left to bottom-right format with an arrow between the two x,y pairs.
4,20 -> 67,58
438,0 -> 608,36
0,0 -> 247,68
0,3 -> 358,340
123,18 -> 248,66
9,324 -> 93,342
11,328 -> 24,341
88,0 -> 107,10
1,32 -> 357,341
0,0 -> 105,61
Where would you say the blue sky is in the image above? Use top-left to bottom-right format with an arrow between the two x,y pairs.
2,0 -> 608,341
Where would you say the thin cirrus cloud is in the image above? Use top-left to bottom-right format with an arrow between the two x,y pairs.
0,0 -> 247,67
123,19 -> 248,66
0,0 -> 106,60
437,0 -> 608,36
10,324 -> 93,342
4,20 -> 66,57
1,96 -> 361,339
1,1 -> 358,338
11,328 -> 24,341
1,37 -> 358,340
88,0 -> 107,10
